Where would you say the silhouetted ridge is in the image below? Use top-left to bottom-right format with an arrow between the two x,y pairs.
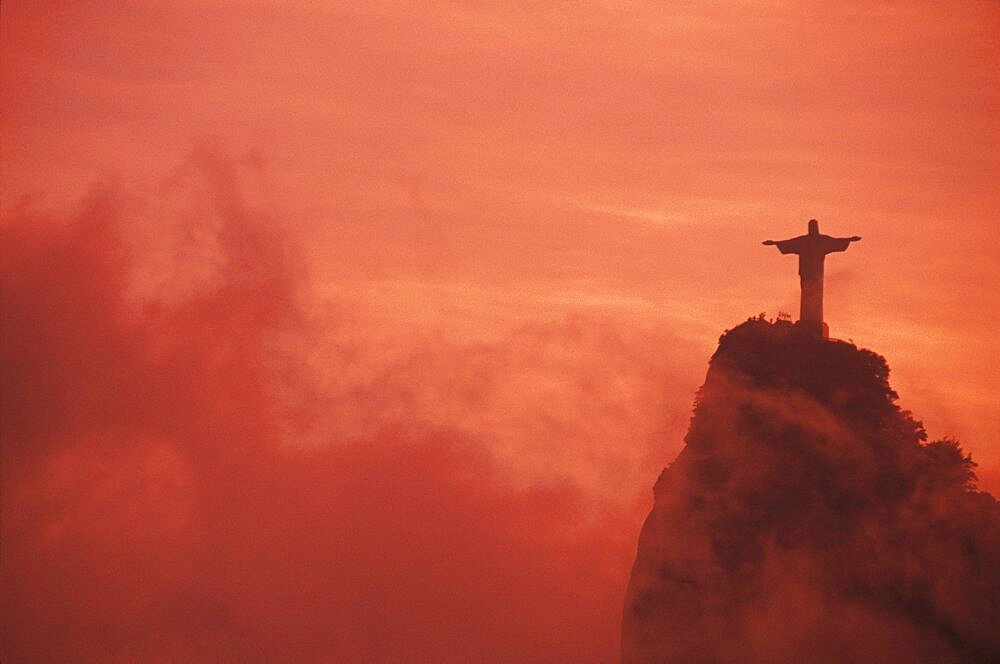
711,319 -> 894,411
623,319 -> 999,663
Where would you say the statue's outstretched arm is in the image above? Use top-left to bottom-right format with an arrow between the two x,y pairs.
849,236 -> 861,242
762,240 -> 776,245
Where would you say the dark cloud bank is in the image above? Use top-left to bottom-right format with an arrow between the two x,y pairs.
624,318 -> 1000,663
1,149 -> 636,662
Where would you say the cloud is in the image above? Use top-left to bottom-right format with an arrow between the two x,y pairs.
1,146 -> 677,662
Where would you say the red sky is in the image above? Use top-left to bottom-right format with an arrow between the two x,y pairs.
2,2 -> 998,661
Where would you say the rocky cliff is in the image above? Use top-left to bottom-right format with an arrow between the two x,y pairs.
623,319 -> 1000,663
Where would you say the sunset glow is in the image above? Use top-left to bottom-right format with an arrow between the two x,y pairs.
2,2 -> 998,661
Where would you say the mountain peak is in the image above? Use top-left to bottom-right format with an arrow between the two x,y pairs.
624,319 -> 999,663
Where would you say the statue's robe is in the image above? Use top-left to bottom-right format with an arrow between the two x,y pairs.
773,233 -> 852,334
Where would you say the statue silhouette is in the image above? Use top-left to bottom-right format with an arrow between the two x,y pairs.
763,219 -> 860,338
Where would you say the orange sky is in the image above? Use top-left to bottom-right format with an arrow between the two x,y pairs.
2,2 -> 999,660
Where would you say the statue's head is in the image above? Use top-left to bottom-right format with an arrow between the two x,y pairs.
808,219 -> 819,235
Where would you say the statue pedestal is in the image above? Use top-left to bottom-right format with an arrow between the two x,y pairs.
796,319 -> 829,339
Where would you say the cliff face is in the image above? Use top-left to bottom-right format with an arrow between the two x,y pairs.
622,319 -> 1000,663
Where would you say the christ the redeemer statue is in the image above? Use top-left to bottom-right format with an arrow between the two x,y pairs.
763,219 -> 861,338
